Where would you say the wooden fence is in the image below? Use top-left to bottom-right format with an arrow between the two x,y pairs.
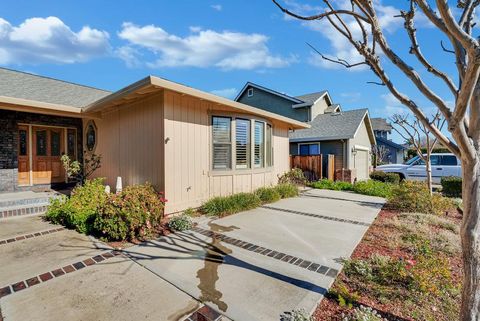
290,155 -> 323,181
290,154 -> 336,181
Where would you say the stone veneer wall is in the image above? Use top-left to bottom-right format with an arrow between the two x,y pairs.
0,109 -> 83,192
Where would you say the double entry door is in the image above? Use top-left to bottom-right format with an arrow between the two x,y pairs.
18,125 -> 66,186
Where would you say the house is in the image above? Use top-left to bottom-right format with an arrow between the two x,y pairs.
236,82 -> 375,181
0,68 -> 307,213
370,118 -> 405,164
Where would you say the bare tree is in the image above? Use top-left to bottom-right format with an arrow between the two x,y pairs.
372,144 -> 390,166
272,0 -> 480,319
391,113 -> 445,194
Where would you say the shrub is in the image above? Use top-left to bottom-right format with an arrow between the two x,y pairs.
330,282 -> 360,308
93,183 -> 165,241
343,305 -> 387,321
183,207 -> 196,217
384,173 -> 400,184
202,193 -> 261,217
310,179 -> 353,191
388,181 -> 456,215
370,171 -> 387,182
441,176 -> 462,198
275,183 -> 299,198
280,309 -> 314,321
168,214 -> 193,231
255,187 -> 281,203
352,180 -> 393,198
278,168 -> 307,185
45,178 -> 107,234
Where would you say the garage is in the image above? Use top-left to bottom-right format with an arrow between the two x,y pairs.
354,147 -> 370,181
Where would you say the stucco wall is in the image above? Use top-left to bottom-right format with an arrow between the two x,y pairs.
310,97 -> 330,120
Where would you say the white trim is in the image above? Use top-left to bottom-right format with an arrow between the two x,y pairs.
297,142 -> 321,155
353,144 -> 370,152
247,88 -> 254,97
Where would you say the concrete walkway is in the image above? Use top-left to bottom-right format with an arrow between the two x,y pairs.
124,189 -> 385,321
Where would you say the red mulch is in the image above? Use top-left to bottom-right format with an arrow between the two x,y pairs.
313,207 -> 463,321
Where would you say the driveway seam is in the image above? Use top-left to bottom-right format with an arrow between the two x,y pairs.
0,226 -> 65,246
192,226 -> 339,278
261,205 -> 371,226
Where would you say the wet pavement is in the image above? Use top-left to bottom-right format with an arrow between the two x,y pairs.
124,188 -> 385,321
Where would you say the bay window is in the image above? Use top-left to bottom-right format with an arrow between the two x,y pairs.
212,116 -> 273,171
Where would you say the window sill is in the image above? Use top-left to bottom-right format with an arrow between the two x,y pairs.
209,166 -> 274,177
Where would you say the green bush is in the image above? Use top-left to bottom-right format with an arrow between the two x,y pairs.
202,193 -> 261,217
275,183 -> 299,198
278,168 -> 307,185
310,179 -> 353,191
441,176 -> 462,198
168,214 -> 193,231
255,186 -> 281,203
45,178 -> 107,234
388,181 -> 456,215
370,171 -> 400,184
352,180 -> 393,198
370,171 -> 387,182
94,183 -> 165,241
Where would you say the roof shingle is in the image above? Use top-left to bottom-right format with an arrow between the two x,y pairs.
0,68 -> 111,108
289,109 -> 368,141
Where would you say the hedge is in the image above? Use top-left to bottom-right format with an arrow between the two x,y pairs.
441,176 -> 462,198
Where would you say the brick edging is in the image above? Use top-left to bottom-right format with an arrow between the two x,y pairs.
0,226 -> 65,246
0,250 -> 123,300
0,205 -> 48,219
192,226 -> 339,278
184,305 -> 222,321
261,205 -> 371,227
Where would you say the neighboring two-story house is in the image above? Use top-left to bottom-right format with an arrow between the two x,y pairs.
370,118 -> 405,164
236,82 -> 376,181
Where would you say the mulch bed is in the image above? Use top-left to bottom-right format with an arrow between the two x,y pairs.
313,207 -> 463,321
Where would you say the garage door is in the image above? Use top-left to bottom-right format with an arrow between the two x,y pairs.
354,150 -> 369,180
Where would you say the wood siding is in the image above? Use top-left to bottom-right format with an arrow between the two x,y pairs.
87,93 -> 165,190
164,90 -> 290,213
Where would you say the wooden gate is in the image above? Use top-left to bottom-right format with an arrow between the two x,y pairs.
327,154 -> 335,180
290,155 -> 323,181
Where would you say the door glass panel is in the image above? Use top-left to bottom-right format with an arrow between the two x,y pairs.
67,129 -> 76,159
51,131 -> 61,156
86,123 -> 96,151
19,130 -> 27,156
36,130 -> 47,156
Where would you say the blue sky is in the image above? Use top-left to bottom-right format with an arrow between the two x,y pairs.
1,0 -> 459,143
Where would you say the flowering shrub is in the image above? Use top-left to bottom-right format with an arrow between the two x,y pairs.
94,183 -> 166,241
278,168 -> 307,185
168,214 -> 193,231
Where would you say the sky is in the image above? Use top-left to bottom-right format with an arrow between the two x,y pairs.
0,0 -> 462,143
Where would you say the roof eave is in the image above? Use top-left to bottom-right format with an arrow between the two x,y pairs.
0,95 -> 84,117
290,136 -> 354,142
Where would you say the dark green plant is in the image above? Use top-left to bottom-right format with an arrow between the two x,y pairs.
168,214 -> 193,231
202,193 -> 261,217
275,183 -> 299,198
46,178 -> 107,234
370,171 -> 387,182
255,187 -> 281,203
441,176 -> 462,198
310,179 -> 353,191
278,168 -> 307,185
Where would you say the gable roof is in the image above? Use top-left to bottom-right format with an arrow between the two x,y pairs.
289,108 -> 375,143
371,117 -> 393,132
376,136 -> 406,150
0,67 -> 111,108
295,91 -> 331,105
234,82 -> 304,103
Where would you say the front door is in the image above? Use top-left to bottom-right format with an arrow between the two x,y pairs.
32,126 -> 65,185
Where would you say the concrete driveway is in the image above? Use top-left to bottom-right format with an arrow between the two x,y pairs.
124,189 -> 385,321
0,189 -> 384,321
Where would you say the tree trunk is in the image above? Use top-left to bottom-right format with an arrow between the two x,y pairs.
460,159 -> 480,321
426,159 -> 433,196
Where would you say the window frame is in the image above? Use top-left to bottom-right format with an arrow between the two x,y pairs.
84,120 -> 98,152
247,88 -> 254,97
212,116 -> 233,170
210,113 -> 274,175
298,142 -> 321,156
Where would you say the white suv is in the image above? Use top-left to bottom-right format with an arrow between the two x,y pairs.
375,153 -> 461,184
